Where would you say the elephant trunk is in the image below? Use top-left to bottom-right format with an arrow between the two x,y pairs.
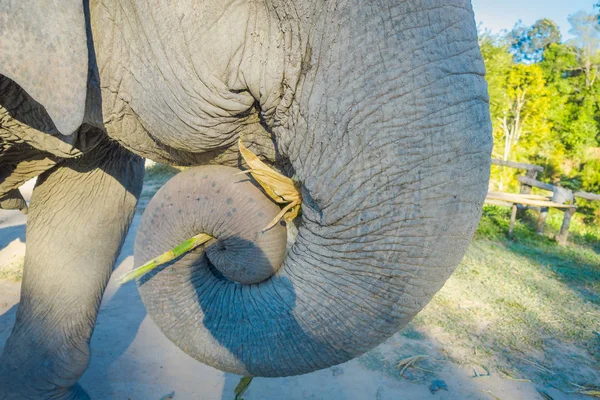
135,0 -> 492,377
135,165 -> 358,376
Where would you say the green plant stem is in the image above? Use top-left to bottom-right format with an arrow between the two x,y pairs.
118,233 -> 213,285
234,376 -> 253,400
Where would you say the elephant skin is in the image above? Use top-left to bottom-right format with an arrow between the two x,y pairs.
0,0 -> 492,398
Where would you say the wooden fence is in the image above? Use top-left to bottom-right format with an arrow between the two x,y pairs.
487,159 -> 599,245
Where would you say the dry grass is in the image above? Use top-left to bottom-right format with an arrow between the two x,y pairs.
409,205 -> 600,391
0,257 -> 24,282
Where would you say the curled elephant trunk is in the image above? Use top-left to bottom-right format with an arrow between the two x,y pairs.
135,151 -> 483,378
136,165 -> 361,377
135,165 -> 347,376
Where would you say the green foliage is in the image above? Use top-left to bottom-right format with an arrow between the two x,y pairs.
141,163 -> 183,206
479,32 -> 513,129
504,63 -> 551,153
581,159 -> 600,193
508,19 -> 562,63
483,34 -> 552,162
561,100 -> 598,157
482,15 -> 600,221
144,163 -> 181,181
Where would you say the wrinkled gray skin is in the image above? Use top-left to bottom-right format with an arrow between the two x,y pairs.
0,0 -> 492,398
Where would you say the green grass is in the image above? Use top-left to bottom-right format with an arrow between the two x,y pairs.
144,163 -> 182,182
411,205 -> 600,390
139,163 -> 183,210
0,257 -> 24,282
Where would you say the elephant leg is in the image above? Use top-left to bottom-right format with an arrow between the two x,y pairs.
0,141 -> 144,399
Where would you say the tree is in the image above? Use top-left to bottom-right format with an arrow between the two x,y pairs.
480,33 -> 551,189
540,41 -> 600,195
479,31 -> 513,128
566,11 -> 600,89
538,15 -> 600,161
480,16 -> 600,219
561,96 -> 599,158
498,64 -> 551,162
508,19 -> 562,63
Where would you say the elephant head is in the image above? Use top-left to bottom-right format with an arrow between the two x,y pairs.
127,0 -> 493,377
0,0 -> 492,390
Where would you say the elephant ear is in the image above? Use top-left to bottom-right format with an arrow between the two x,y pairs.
0,0 -> 88,135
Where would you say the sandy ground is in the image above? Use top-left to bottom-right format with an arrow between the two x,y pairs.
0,180 -> 589,400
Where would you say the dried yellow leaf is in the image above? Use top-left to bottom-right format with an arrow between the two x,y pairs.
238,139 -> 302,230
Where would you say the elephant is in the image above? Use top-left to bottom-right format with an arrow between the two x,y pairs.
0,0 -> 492,398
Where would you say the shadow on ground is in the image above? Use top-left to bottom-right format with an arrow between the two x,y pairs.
0,224 -> 25,249
0,305 -> 18,353
478,206 -> 600,304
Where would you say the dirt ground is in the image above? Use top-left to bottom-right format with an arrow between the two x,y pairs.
0,180 -> 591,400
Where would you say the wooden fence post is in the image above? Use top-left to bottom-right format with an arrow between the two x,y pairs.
557,208 -> 576,246
537,207 -> 549,234
518,170 -> 538,219
574,191 -> 600,202
553,187 -> 575,246
509,204 -> 518,238
520,169 -> 539,195
487,160 -> 600,244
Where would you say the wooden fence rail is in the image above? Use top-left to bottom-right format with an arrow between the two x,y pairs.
488,159 -> 600,245
491,159 -> 544,172
575,191 -> 600,202
517,176 -> 555,192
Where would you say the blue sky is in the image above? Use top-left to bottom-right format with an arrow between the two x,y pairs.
471,0 -> 596,39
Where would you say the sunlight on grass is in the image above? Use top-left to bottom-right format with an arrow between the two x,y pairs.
144,163 -> 183,182
0,257 -> 24,282
138,163 -> 184,211
412,205 -> 600,390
